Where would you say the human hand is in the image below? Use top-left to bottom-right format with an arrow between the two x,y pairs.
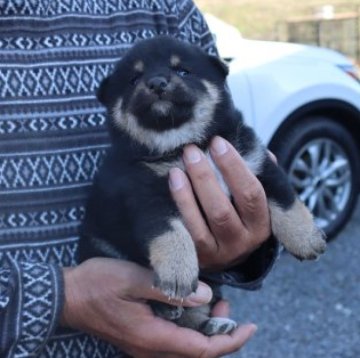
169,136 -> 271,270
61,258 -> 257,357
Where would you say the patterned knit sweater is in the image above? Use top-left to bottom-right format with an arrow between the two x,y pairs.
0,1 -> 277,357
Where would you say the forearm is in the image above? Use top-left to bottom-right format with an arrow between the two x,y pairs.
0,261 -> 64,357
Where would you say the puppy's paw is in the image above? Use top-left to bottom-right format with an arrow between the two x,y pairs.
150,219 -> 199,299
153,260 -> 198,299
270,199 -> 327,260
200,318 -> 238,336
285,225 -> 326,260
150,302 -> 184,321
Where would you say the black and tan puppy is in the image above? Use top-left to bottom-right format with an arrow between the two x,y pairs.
79,36 -> 326,335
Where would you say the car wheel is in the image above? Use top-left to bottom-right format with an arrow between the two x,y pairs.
271,116 -> 360,239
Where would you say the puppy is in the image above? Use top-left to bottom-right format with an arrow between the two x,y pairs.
78,36 -> 326,336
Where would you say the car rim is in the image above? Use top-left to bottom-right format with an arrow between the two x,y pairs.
288,138 -> 352,231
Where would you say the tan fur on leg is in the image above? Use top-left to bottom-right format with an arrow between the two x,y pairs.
269,199 -> 326,260
149,218 -> 199,298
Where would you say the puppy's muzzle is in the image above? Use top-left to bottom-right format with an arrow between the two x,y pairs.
147,76 -> 169,96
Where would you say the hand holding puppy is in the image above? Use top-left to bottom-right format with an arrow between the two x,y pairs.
169,137 -> 271,270
61,258 -> 257,357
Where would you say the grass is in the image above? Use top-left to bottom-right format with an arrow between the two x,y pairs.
195,0 -> 360,40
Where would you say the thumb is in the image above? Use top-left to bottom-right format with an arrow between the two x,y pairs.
129,265 -> 213,307
148,281 -> 213,308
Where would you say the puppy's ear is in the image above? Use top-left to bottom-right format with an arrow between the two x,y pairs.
96,76 -> 112,106
209,55 -> 229,78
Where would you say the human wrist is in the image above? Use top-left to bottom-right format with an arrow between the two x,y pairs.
60,267 -> 78,328
201,235 -> 279,289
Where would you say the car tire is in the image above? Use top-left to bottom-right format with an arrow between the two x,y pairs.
271,116 -> 360,240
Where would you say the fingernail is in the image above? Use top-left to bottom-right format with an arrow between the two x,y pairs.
187,284 -> 213,304
248,324 -> 258,338
211,136 -> 228,156
184,146 -> 202,164
169,168 -> 185,191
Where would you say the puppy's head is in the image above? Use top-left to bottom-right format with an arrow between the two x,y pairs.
98,36 -> 229,153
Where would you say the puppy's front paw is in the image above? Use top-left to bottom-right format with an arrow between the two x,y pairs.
286,224 -> 326,260
150,219 -> 199,299
153,258 -> 198,299
270,199 -> 326,260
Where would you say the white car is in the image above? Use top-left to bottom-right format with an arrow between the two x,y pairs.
206,14 -> 360,238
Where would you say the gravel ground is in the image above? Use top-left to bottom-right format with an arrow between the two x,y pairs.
224,201 -> 360,358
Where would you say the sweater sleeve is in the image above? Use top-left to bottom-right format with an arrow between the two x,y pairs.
0,261 -> 64,358
201,236 -> 280,290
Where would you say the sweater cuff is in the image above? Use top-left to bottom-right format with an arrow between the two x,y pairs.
2,261 -> 64,357
200,235 -> 280,290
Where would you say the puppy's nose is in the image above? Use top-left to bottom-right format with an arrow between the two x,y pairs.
147,76 -> 168,94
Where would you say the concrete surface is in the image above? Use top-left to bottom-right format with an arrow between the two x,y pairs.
225,201 -> 360,358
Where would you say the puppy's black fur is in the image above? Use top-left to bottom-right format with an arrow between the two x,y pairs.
79,36 -> 326,335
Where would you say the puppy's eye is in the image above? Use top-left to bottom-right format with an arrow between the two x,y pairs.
174,67 -> 190,77
130,74 -> 141,85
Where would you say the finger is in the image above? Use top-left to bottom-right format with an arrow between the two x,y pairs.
182,145 -> 244,242
168,167 -> 217,257
209,137 -> 270,239
146,282 -> 213,308
211,299 -> 230,318
126,263 -> 213,307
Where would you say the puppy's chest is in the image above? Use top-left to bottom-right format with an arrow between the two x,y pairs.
144,151 -> 231,197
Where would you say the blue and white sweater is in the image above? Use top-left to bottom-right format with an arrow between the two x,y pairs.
0,1 -> 277,357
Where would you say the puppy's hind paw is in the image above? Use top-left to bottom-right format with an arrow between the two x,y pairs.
151,302 -> 184,321
200,318 -> 238,336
